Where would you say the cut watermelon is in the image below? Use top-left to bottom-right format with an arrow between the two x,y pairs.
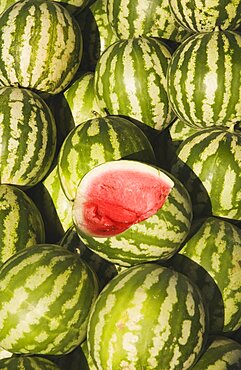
73,160 -> 174,237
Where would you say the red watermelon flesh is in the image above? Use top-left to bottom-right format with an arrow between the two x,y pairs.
73,161 -> 174,237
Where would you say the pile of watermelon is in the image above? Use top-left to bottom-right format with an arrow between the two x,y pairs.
0,0 -> 241,369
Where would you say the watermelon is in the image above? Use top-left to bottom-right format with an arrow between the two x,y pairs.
106,0 -> 190,42
191,336 -> 241,369
94,37 -> 174,131
169,0 -> 241,33
167,29 -> 241,129
169,216 -> 241,333
57,115 -> 156,201
64,72 -> 105,127
0,86 -> 56,187
0,356 -> 60,369
0,0 -> 82,94
0,244 -> 99,355
73,160 -> 192,266
87,263 -> 208,369
73,159 -> 174,237
0,184 -> 45,266
170,127 -> 241,220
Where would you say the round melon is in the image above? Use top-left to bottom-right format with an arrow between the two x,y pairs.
0,0 -> 82,94
167,30 -> 241,129
0,244 -> 99,355
73,160 -> 193,266
170,127 -> 241,220
0,86 -> 56,187
169,0 -> 241,33
94,37 -> 174,131
57,115 -> 156,200
169,216 -> 241,333
0,184 -> 45,266
87,263 -> 208,370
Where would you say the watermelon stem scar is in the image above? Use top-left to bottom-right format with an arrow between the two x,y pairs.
73,160 -> 174,237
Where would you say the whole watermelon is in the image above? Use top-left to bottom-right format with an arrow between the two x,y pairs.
170,127 -> 241,220
0,86 -> 56,187
0,244 -> 99,355
167,30 -> 241,129
0,0 -> 82,94
169,216 -> 241,333
87,263 -> 208,370
94,37 -> 174,131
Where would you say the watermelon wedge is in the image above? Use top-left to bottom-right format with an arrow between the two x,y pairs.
73,160 -> 174,237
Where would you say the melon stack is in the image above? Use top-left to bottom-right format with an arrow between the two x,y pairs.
0,0 -> 240,369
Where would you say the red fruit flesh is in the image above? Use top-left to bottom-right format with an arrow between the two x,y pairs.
75,169 -> 173,237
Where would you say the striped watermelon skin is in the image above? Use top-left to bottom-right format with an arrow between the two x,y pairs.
87,263 -> 208,370
94,37 -> 174,131
191,336 -> 241,369
106,0 -> 190,41
169,0 -> 241,32
74,164 -> 192,266
64,72 -> 105,127
170,127 -> 241,220
57,115 -> 156,201
0,244 -> 99,355
167,30 -> 241,129
0,0 -> 82,94
169,216 -> 241,333
0,356 -> 60,369
0,184 -> 45,265
0,87 -> 56,187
